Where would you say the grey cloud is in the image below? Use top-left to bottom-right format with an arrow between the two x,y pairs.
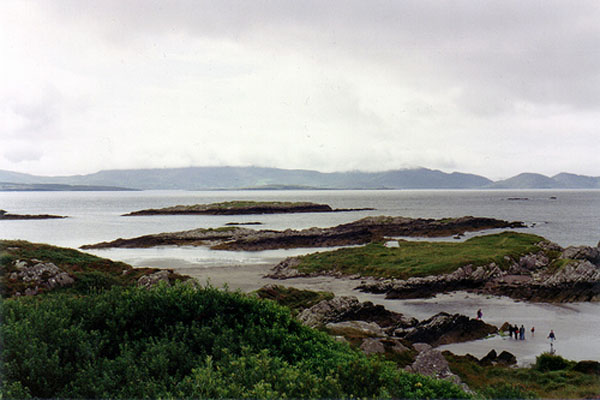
38,0 -> 600,112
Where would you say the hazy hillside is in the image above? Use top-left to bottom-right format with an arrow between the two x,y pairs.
0,167 -> 598,190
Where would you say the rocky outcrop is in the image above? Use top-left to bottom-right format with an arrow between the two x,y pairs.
123,201 -> 372,216
0,209 -> 66,220
326,321 -> 386,338
8,260 -> 75,296
397,312 -> 498,346
297,295 -> 415,332
82,215 -> 524,251
356,242 -> 600,303
444,349 -> 517,367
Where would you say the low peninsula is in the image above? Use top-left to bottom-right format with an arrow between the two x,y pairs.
81,215 -> 525,251
0,209 -> 66,220
122,200 -> 373,216
268,232 -> 600,303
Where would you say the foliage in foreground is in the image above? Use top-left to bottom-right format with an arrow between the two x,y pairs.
0,284 -> 469,399
293,232 -> 544,278
445,351 -> 600,399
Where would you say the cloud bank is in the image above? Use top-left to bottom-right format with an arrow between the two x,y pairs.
1,0 -> 599,179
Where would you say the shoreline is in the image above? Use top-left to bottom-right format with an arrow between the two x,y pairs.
117,255 -> 600,366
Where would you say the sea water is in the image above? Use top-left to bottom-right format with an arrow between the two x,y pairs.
1,189 -> 599,363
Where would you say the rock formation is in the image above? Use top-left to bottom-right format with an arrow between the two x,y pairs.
81,215 -> 524,251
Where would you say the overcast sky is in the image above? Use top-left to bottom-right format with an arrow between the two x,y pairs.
1,0 -> 599,179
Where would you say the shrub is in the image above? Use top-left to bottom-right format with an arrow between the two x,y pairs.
535,353 -> 573,372
0,284 -> 470,399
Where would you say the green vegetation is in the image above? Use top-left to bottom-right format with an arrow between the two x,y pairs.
291,232 -> 544,279
201,200 -> 317,209
254,285 -> 334,314
0,240 -> 187,297
0,284 -> 469,399
445,352 -> 600,399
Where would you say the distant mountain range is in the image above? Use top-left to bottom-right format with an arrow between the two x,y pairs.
0,167 -> 598,191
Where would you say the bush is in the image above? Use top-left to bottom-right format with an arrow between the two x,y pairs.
0,284 -> 470,399
534,353 -> 573,372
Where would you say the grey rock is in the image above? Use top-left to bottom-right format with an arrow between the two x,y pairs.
408,348 -> 461,384
325,321 -> 385,338
561,246 -> 600,264
10,261 -> 74,293
413,343 -> 433,353
360,338 -> 386,354
137,270 -> 171,288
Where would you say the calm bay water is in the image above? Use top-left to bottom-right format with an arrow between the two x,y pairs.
2,189 -> 599,363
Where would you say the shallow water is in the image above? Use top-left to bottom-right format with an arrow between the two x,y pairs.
1,189 -> 599,364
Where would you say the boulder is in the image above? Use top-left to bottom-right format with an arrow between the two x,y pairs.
497,351 -> 517,365
325,321 -> 385,338
479,349 -> 497,366
360,338 -> 386,354
399,312 -> 498,346
297,296 -> 409,329
407,348 -> 461,384
137,270 -> 171,288
412,343 -> 433,353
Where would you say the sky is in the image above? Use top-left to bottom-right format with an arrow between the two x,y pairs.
1,0 -> 599,180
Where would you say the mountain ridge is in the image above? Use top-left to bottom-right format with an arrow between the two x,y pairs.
0,167 -> 598,190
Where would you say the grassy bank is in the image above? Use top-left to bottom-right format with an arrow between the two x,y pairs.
0,284 -> 469,399
0,240 -> 187,297
445,352 -> 600,399
291,232 -> 544,279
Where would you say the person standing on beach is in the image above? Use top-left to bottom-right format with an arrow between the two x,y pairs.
531,326 -> 535,337
548,330 -> 556,341
520,324 -> 525,340
477,309 -> 482,320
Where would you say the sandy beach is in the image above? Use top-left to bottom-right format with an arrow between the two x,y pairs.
123,255 -> 600,367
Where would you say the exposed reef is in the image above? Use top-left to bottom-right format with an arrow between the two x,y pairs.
81,215 -> 524,250
0,209 -> 66,220
123,200 -> 373,216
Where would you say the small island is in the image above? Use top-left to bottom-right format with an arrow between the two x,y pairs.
122,200 -> 373,216
0,209 -> 67,220
81,215 -> 526,251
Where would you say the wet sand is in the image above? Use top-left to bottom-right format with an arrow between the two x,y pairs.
124,256 -> 600,366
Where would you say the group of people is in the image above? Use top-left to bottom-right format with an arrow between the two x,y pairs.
476,309 -> 557,343
507,324 -> 532,340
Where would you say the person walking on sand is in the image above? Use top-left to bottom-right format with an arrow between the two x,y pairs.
531,326 -> 535,337
477,308 -> 482,320
548,329 -> 556,341
520,324 -> 525,340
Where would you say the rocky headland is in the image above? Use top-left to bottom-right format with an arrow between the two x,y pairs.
269,236 -> 600,303
0,209 -> 66,220
123,200 -> 373,216
81,215 -> 524,250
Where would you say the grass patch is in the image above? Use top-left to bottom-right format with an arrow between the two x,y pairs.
254,285 -> 334,314
292,232 -> 544,279
445,352 -> 600,399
